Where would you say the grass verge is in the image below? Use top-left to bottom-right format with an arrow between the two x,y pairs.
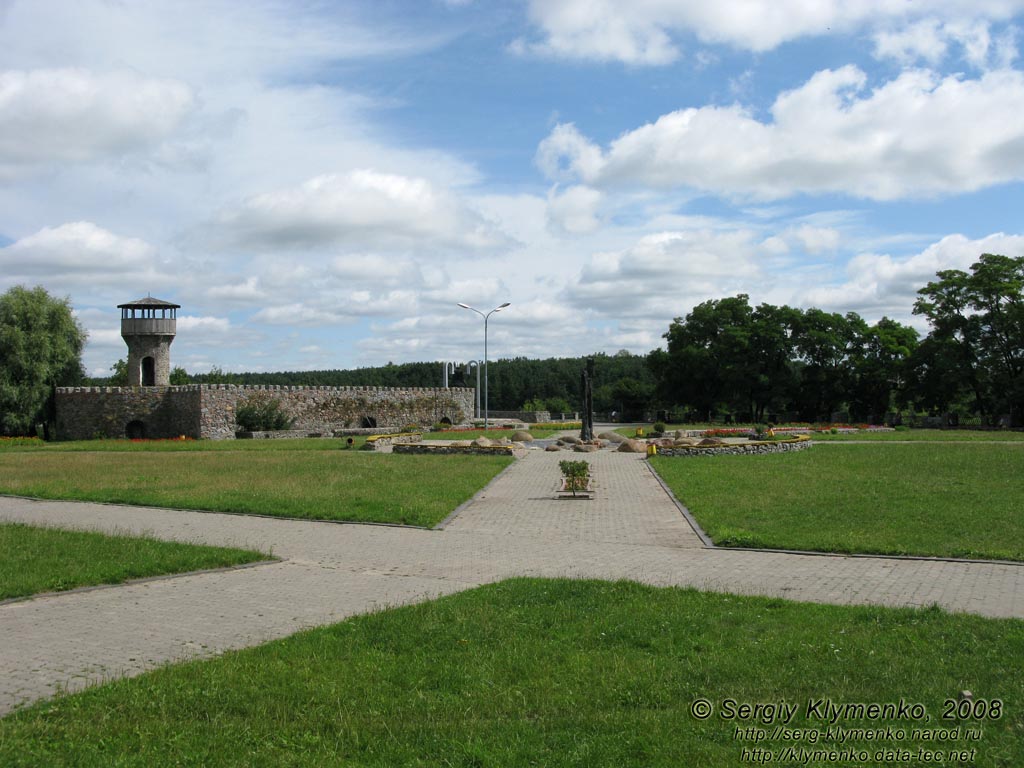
0,451 -> 512,527
811,430 -> 1024,441
614,427 -> 1024,442
0,437 -> 369,452
1,579 -> 1021,766
0,523 -> 267,601
650,443 -> 1024,560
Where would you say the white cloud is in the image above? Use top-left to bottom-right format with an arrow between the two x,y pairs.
211,170 -> 514,252
874,19 -> 951,65
537,66 -> 1024,201
803,232 -> 1024,316
176,315 -> 232,334
513,0 -> 679,65
0,68 -> 195,179
788,225 -> 841,255
565,228 -> 764,318
546,185 -> 603,234
206,277 -> 269,303
517,0 -> 1024,64
874,17 -> 1019,68
0,222 -> 177,302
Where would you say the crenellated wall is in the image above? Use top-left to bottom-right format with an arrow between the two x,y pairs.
54,385 -> 474,440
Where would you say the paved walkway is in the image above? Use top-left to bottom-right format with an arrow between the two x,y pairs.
2,449 -> 1023,716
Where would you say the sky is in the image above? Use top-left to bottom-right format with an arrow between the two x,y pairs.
3,1 -> 1024,379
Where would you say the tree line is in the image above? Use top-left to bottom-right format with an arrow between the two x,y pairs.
2,253 -> 1020,435
651,253 -> 1022,425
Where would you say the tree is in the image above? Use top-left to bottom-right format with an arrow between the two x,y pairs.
848,317 -> 918,421
0,286 -> 86,436
655,296 -> 801,421
913,254 -> 1024,423
108,358 -> 129,386
792,309 -> 862,421
169,366 -> 190,385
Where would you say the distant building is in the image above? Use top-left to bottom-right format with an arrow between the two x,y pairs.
118,296 -> 179,386
54,296 -> 472,440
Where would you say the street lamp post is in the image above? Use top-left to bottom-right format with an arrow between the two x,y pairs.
457,302 -> 510,429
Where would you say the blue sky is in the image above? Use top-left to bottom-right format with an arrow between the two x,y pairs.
2,0 -> 1024,378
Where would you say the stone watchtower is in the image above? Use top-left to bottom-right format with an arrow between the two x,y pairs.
118,297 -> 179,386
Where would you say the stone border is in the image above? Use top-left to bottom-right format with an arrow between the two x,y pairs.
363,433 -> 423,450
393,443 -> 519,456
652,436 -> 812,457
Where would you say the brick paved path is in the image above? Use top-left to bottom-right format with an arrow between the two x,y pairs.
2,449 -> 1022,716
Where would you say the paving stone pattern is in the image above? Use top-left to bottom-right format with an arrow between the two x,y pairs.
1,449 -> 1023,716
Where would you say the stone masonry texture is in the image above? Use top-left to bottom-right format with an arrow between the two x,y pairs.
54,385 -> 475,440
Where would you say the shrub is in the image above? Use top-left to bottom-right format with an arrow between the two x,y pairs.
401,423 -> 421,433
235,398 -> 295,432
559,460 -> 590,497
653,421 -> 666,435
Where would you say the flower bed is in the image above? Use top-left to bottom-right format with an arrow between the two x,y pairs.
0,436 -> 45,447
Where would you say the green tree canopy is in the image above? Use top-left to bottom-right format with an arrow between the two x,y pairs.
912,253 -> 1024,423
0,285 -> 86,435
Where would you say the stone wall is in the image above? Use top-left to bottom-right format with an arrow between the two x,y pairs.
54,385 -> 474,441
55,386 -> 200,440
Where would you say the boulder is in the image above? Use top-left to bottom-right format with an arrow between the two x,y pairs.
574,443 -> 600,452
674,437 -> 698,446
698,437 -> 724,446
452,441 -> 471,447
545,444 -> 563,452
561,435 -> 581,444
598,431 -> 626,443
617,439 -> 645,453
512,430 -> 534,442
472,437 -> 492,447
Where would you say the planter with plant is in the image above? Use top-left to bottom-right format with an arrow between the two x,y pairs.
558,460 -> 592,499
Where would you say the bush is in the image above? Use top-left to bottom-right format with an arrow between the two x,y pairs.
545,396 -> 573,415
653,421 -> 666,435
401,423 -> 421,433
235,398 -> 295,432
558,460 -> 590,497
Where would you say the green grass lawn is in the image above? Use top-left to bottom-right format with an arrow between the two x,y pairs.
1,579 -> 1020,766
614,426 -> 1024,442
0,450 -> 512,527
812,430 -> 1024,441
0,437 -> 369,452
0,523 -> 268,601
651,443 -> 1024,560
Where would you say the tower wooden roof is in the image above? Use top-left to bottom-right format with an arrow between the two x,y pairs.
117,297 -> 181,309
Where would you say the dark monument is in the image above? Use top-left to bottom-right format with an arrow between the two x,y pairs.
580,357 -> 595,441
